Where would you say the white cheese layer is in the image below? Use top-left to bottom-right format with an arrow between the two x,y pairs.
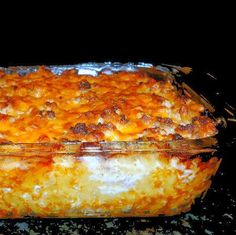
82,156 -> 162,195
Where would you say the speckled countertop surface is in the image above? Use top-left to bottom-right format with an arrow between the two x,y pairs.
0,169 -> 235,235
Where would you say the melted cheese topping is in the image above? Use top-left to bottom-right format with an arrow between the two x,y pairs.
0,67 -> 217,143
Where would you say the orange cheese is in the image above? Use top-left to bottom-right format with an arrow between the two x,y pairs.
0,67 -> 217,143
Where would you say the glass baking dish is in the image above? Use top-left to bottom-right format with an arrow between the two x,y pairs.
0,63 -> 228,218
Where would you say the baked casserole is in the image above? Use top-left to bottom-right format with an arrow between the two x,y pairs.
0,64 -> 221,218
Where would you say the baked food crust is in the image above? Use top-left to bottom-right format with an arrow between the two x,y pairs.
0,66 -> 220,218
0,67 -> 217,143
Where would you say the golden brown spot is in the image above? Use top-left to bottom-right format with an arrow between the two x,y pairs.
71,123 -> 88,135
79,80 -> 91,90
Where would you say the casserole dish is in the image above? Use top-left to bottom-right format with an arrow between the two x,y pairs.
0,63 -> 226,218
